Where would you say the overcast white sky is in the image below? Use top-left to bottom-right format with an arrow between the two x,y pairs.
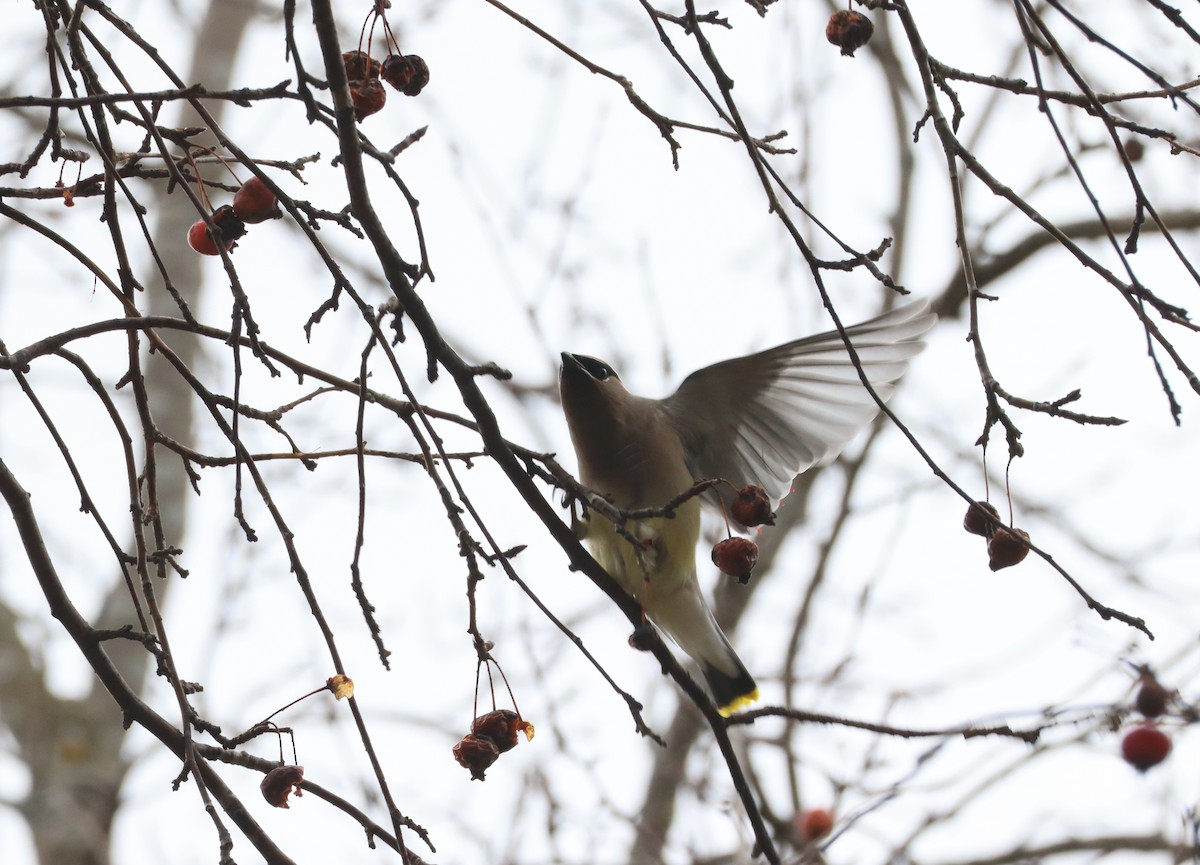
2,2 -> 1200,864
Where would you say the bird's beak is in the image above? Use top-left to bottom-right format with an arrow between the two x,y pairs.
560,352 -> 587,384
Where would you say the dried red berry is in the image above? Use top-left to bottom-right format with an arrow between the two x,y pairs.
232,176 -> 280,224
1135,672 -> 1170,719
402,56 -> 429,96
987,526 -> 1030,571
963,500 -> 1001,538
1121,723 -> 1171,771
471,709 -> 528,754
826,10 -> 874,56
731,484 -> 775,528
342,50 -> 380,81
260,764 -> 304,808
795,807 -> 834,842
712,537 -> 759,584
381,54 -> 413,91
381,53 -> 430,96
350,78 -> 387,121
452,733 -> 500,781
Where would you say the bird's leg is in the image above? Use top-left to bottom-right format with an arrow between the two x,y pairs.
569,499 -> 590,541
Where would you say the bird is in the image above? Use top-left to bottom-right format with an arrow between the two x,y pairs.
559,299 -> 937,716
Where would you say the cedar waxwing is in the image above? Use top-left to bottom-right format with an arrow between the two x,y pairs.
559,299 -> 936,715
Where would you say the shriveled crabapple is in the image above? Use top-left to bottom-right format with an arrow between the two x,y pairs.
260,764 -> 304,808
963,500 -> 1000,538
712,536 -> 759,584
987,525 -> 1030,571
382,53 -> 430,96
731,484 -> 775,528
342,50 -> 380,81
349,78 -> 387,121
453,710 -> 534,780
826,9 -> 874,57
470,709 -> 533,754
452,734 -> 499,781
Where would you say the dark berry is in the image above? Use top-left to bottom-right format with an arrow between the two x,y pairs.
1121,724 -> 1171,772
628,623 -> 657,652
826,10 -> 874,57
987,526 -> 1030,571
260,764 -> 304,808
963,500 -> 1001,538
342,50 -> 380,81
1135,672 -> 1170,719
381,54 -> 430,97
452,733 -> 500,781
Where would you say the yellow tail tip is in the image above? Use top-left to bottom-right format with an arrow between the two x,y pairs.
718,688 -> 760,717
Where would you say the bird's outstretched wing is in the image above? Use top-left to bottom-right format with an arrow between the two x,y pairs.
660,299 -> 936,504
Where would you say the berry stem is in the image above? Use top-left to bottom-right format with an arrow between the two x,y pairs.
258,684 -> 331,725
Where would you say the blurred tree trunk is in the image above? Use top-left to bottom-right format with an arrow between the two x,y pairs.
0,3 -> 255,862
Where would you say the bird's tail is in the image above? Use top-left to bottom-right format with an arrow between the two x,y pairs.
701,647 -> 759,718
650,577 -> 759,717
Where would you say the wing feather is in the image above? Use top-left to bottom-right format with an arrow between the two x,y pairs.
661,299 -> 936,504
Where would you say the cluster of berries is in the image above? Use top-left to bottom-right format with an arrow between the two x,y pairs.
186,175 -> 279,256
962,500 -> 1031,571
1120,670 -> 1175,772
256,676 -> 354,808
711,484 -> 775,584
452,709 -> 535,781
344,49 -> 430,122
